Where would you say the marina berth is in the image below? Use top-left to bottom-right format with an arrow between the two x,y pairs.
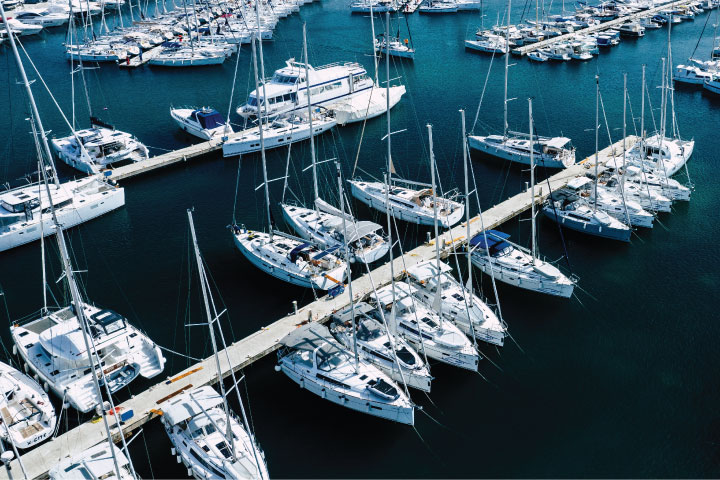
276,322 -> 416,425
329,302 -> 433,392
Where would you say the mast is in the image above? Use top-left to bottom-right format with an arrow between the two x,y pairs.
503,0 -> 511,140
427,124 -> 443,327
461,110 -> 472,301
303,24 -> 318,202
594,74 -> 599,213
385,11 -> 392,178
1,3 -> 60,188
640,64 -> 645,145
187,210 -> 238,461
336,164 -> 359,368
255,0 -> 267,96
370,2 -> 379,84
181,0 -> 194,56
528,98 -> 536,263
251,37 -> 273,234
2,8 -> 131,477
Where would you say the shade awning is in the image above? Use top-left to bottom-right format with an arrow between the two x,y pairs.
469,230 -> 510,250
163,386 -> 223,426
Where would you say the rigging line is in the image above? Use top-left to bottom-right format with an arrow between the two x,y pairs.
158,344 -> 204,362
225,19 -> 243,123
232,155 -> 243,223
471,26 -> 500,134
690,6 -> 713,60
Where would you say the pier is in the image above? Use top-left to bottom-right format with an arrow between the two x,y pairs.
512,1 -> 691,56
118,45 -> 165,68
1,137 -> 636,480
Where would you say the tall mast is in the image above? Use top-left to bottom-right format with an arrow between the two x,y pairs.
660,57 -> 667,143
385,11 -> 392,177
528,98 -> 536,263
1,3 -> 60,188
187,210 -> 238,461
2,8 -> 130,477
427,124 -> 443,327
622,73 -> 627,181
640,64 -> 645,145
503,0 -> 511,140
594,74 -> 599,213
370,3 -> 379,84
181,0 -> 194,56
336,164 -> 358,368
255,0 -> 267,95
251,37 -> 272,234
461,110 -> 472,298
303,24 -> 318,202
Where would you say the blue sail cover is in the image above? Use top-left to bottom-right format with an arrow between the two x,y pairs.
469,230 -> 511,250
289,242 -> 312,263
194,109 -> 225,130
312,244 -> 340,261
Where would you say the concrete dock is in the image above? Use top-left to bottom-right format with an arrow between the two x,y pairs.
118,45 -> 165,68
1,138 -> 636,479
512,1 -> 693,56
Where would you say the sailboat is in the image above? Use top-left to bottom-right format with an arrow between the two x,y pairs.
49,441 -> 135,480
277,188 -> 416,424
375,11 -> 414,59
161,210 -> 269,480
231,34 -> 347,291
281,25 -> 389,265
4,9 -> 139,476
543,77 -> 632,242
473,99 -> 576,297
349,12 -> 464,228
468,0 -> 575,169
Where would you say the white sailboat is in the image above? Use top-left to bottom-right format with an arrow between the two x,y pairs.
231,35 -> 347,291
468,0 -> 575,169
49,441 -> 135,480
474,99 -> 576,296
281,25 -> 389,265
161,210 -> 268,480
349,13 -> 464,229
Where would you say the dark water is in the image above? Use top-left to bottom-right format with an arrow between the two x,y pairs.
0,1 -> 719,477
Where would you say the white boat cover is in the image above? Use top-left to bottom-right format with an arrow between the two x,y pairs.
163,386 -> 223,426
406,260 -> 452,282
543,136 -> 572,148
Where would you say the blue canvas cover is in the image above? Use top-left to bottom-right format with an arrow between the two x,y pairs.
312,244 -> 340,260
193,109 -> 225,130
289,242 -> 312,263
469,230 -> 510,250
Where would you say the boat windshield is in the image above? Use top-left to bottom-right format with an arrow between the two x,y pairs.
62,465 -> 93,480
271,74 -> 298,84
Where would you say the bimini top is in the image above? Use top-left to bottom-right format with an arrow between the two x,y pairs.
288,242 -> 312,263
162,385 -> 223,426
406,260 -> 452,283
193,109 -> 225,130
343,221 -> 382,244
311,244 -> 340,261
470,230 -> 511,250
281,322 -> 344,356
542,136 -> 572,149
332,302 -> 375,324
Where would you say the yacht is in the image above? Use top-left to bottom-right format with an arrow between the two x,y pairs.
370,282 -> 480,371
281,199 -> 389,264
65,43 -> 130,62
13,10 -> 67,27
375,34 -> 414,59
543,197 -> 632,242
350,0 -> 397,13
11,303 -> 166,413
49,441 -> 134,480
527,50 -> 549,62
51,122 -> 149,174
0,361 -> 55,449
149,42 -> 227,67
329,302 -> 432,392
405,260 -> 506,346
418,0 -> 458,13
170,107 -> 232,140
674,62 -> 716,85
276,322 -> 415,425
236,59 -> 375,118
465,35 -> 508,54
626,134 -> 694,177
468,134 -> 575,168
0,175 -> 125,253
161,386 -> 269,479
328,84 -> 405,125
0,16 -> 42,35
470,230 -> 575,297
348,179 -> 464,228
617,165 -> 691,202
222,112 -> 336,157
231,225 -> 347,290
564,176 -> 654,228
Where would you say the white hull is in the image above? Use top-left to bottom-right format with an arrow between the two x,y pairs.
330,85 -> 405,126
471,254 -> 575,298
222,116 -> 336,157
468,135 -> 574,168
0,178 -> 125,253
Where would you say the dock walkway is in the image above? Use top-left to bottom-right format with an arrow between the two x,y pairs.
512,1 -> 690,55
118,45 -> 165,68
1,138 -> 635,480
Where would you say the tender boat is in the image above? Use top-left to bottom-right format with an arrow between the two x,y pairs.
329,302 -> 432,392
276,322 -> 415,425
11,304 -> 166,413
170,107 -> 232,140
0,361 -> 55,449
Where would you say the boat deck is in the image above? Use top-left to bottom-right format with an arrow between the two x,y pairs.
512,0 -> 695,56
1,137 -> 636,480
